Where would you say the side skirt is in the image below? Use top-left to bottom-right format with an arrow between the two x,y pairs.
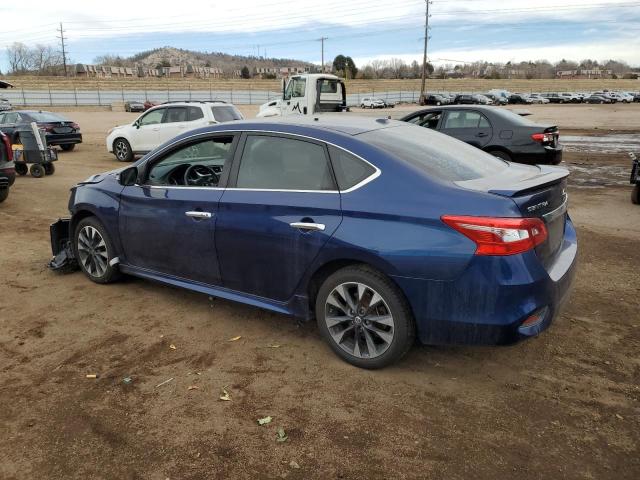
118,264 -> 310,319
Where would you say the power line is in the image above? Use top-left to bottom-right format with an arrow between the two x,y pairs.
57,23 -> 68,77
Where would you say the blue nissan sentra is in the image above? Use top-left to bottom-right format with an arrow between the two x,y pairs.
50,116 -> 577,369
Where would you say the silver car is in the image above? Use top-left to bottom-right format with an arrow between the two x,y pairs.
0,98 -> 11,112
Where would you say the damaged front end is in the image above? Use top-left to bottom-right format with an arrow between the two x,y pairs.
48,218 -> 78,272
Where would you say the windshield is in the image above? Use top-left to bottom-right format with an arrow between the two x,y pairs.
359,125 -> 508,182
211,105 -> 243,122
26,112 -> 68,122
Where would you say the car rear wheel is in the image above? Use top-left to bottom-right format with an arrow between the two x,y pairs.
488,150 -> 512,162
60,144 -> 75,152
315,265 -> 415,369
74,217 -> 121,284
113,138 -> 134,162
632,185 -> 640,205
30,164 -> 44,178
0,187 -> 8,203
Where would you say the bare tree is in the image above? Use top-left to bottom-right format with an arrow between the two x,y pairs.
6,42 -> 30,73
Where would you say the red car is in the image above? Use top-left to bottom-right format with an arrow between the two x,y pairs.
0,131 -> 16,203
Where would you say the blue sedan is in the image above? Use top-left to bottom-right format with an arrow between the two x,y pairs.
50,116 -> 577,368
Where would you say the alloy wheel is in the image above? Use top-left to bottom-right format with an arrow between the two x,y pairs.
77,225 -> 108,278
115,140 -> 129,161
324,282 -> 395,359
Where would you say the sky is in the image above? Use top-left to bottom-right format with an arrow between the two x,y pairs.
1,0 -> 639,72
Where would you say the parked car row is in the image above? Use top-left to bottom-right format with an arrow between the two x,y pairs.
420,89 -> 640,106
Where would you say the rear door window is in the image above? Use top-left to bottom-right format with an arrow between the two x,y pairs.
164,107 -> 188,123
188,106 -> 204,121
443,111 -> 483,129
236,135 -> 336,191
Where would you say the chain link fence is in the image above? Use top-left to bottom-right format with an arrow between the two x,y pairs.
1,87 -> 424,107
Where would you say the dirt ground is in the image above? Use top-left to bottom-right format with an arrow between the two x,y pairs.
0,105 -> 638,480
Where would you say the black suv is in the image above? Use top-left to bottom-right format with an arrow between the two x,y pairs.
0,131 -> 15,203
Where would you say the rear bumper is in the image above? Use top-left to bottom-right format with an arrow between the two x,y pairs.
393,216 -> 578,346
46,133 -> 82,146
510,145 -> 563,165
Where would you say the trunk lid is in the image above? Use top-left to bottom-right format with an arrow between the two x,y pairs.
457,163 -> 569,268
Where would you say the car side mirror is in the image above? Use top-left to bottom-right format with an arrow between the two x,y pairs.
134,121 -> 140,129
119,166 -> 138,186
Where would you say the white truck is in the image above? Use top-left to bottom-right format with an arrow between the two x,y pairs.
257,74 -> 348,117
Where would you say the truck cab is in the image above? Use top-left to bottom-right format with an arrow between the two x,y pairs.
257,74 -> 348,117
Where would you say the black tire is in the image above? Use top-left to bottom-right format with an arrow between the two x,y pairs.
73,216 -> 121,284
44,163 -> 55,175
488,150 -> 512,162
0,187 -> 8,203
113,138 -> 134,162
30,164 -> 44,178
15,163 -> 28,176
315,265 -> 416,369
632,185 -> 640,205
60,144 -> 76,152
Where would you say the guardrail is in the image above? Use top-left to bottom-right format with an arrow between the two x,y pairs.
1,88 -> 423,107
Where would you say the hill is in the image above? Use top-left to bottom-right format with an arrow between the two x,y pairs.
96,46 -> 314,72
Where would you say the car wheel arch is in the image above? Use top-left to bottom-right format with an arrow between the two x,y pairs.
305,258 -> 413,317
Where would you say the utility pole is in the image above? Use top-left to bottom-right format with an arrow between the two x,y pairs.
419,1 -> 431,105
319,37 -> 328,72
57,22 -> 68,77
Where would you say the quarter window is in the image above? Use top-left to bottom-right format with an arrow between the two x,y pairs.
329,146 -> 376,191
236,135 -> 335,191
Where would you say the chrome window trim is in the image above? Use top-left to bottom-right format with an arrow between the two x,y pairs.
138,128 -> 381,194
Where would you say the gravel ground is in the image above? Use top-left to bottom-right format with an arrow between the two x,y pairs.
0,106 -> 638,479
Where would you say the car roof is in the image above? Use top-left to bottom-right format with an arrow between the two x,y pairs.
204,115 -> 401,136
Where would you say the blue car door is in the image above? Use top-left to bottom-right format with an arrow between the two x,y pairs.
118,134 -> 237,285
215,133 -> 342,302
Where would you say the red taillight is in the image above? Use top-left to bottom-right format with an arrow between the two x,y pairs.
1,134 -> 12,162
441,215 -> 548,256
531,132 -> 554,143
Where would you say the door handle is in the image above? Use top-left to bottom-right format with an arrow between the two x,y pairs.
476,132 -> 488,137
185,211 -> 212,219
290,222 -> 325,231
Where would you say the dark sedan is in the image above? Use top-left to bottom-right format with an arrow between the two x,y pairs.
424,94 -> 449,106
49,117 -> 577,369
0,110 -> 82,151
0,130 -> 15,203
508,94 -> 533,105
401,105 -> 563,165
584,95 -> 612,104
125,101 -> 145,112
453,94 -> 491,105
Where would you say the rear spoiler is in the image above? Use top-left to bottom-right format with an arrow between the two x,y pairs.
512,109 -> 532,117
457,164 -> 569,198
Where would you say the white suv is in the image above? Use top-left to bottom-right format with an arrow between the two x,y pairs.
106,101 -> 243,161
360,97 -> 385,109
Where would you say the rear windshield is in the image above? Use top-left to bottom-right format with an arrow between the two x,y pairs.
25,112 -> 68,122
211,105 -> 242,122
358,124 -> 508,181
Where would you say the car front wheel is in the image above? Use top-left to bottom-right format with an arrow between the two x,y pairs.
316,265 -> 415,369
74,217 -> 121,284
113,138 -> 134,162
